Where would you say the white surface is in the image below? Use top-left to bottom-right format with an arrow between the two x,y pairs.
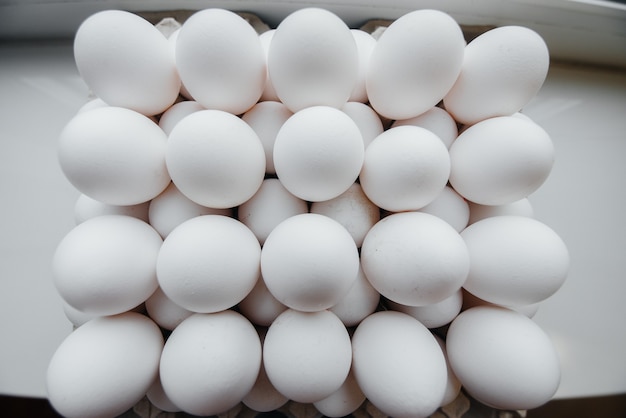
0,10 -> 625,402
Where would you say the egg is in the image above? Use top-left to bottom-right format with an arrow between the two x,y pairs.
341,102 -> 384,150
349,29 -> 377,103
47,312 -> 163,418
73,10 -> 180,116
329,263 -> 381,327
166,109 -> 266,209
361,212 -> 469,306
261,213 -> 360,312
146,374 -> 181,413
461,288 -> 541,318
359,125 -> 450,212
268,8 -> 358,112
74,194 -> 150,224
351,310 -> 447,418
237,276 -> 287,327
448,116 -> 555,205
58,106 -> 170,206
273,106 -> 364,202
461,215 -> 570,306
238,178 -> 308,245
259,29 -> 280,102
310,182 -> 380,248
446,306 -> 561,410
385,288 -> 463,329
166,28 -> 193,100
148,182 -> 232,239
156,215 -> 260,313
175,8 -> 266,114
418,185 -> 470,233
434,335 -> 462,407
391,106 -> 459,149
263,309 -> 352,403
366,9 -> 465,120
313,368 -> 366,417
52,215 -> 162,316
159,311 -> 262,416
444,26 -> 550,125
144,287 -> 192,331
467,197 -> 534,225
158,100 -> 205,136
241,101 -> 294,175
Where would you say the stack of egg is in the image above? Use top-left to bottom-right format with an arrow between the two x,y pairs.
48,7 -> 569,418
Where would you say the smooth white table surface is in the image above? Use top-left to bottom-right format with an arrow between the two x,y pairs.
0,40 -> 625,400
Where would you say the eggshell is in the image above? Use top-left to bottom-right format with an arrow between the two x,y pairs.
241,101 -> 294,175
259,30 -> 280,102
237,276 -> 287,327
166,28 -> 193,100
461,288 -> 541,318
434,335 -> 462,407
444,26 -> 550,125
418,185 -> 470,233
73,10 -> 180,116
74,194 -> 150,224
263,309 -> 352,403
313,368 -> 366,417
53,215 -> 162,316
158,100 -> 205,136
468,198 -> 534,225
351,310 -> 447,418
310,183 -> 380,248
166,109 -> 266,209
361,212 -> 469,306
261,213 -> 360,312
329,263 -> 380,327
341,102 -> 384,150
238,178 -> 308,245
159,311 -> 262,416
273,106 -> 364,202
359,125 -> 450,212
157,215 -> 260,313
58,106 -> 170,206
175,8 -> 266,114
47,313 -> 163,418
146,374 -> 181,412
391,106 -> 459,149
349,29 -> 377,103
148,182 -> 233,239
366,9 -> 465,120
385,288 -> 463,329
268,8 -> 358,112
446,306 -> 560,410
144,287 -> 192,331
448,116 -> 554,205
461,215 -> 569,306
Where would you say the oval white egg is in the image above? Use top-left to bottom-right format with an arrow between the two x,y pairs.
418,185 -> 470,233
366,9 -> 465,120
175,8 -> 266,114
144,286 -> 192,331
268,8 -> 358,112
352,310 -> 447,418
444,26 -> 550,125
73,10 -> 180,116
467,197 -> 534,225
341,102 -> 385,149
74,194 -> 150,224
158,100 -> 205,136
156,215 -> 261,313
446,306 -> 561,410
391,106 -> 459,149
329,263 -> 380,327
159,311 -> 262,416
237,276 -> 287,327
58,106 -> 170,206
349,29 -> 377,103
47,313 -> 163,418
385,288 -> 463,329
53,215 -> 162,316
263,309 -> 352,403
313,369 -> 366,417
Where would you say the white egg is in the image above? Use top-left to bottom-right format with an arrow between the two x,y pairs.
434,335 -> 462,407
47,313 -> 163,418
175,8 -> 266,114
144,287 -> 192,331
359,125 -> 450,212
341,102 -> 385,150
385,288 -> 463,329
448,116 -> 554,205
268,8 -> 358,112
259,29 -> 280,102
418,185 -> 470,233
158,100 -> 205,136
73,10 -> 180,116
349,29 -> 377,103
261,213 -> 360,312
166,28 -> 193,100
461,288 -> 541,318
446,306 -> 560,410
329,262 -> 380,327
361,212 -> 469,306
148,182 -> 232,239
159,311 -> 262,416
468,197 -> 534,225
391,106 -> 459,149
461,215 -> 569,306
366,9 -> 465,120
237,276 -> 287,327
313,368 -> 366,417
263,309 -> 352,403
273,106 -> 364,202
444,26 -> 550,125
53,215 -> 162,316
74,194 -> 150,224
351,311 -> 447,418
146,374 -> 181,413
166,109 -> 266,208
58,106 -> 170,206
156,215 -> 260,313
310,183 -> 380,248
238,178 -> 308,245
